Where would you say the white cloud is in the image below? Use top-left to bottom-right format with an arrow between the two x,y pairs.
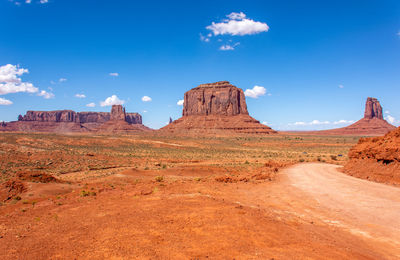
25,0 -> 31,3
0,97 -> 13,105
339,84 -> 344,89
141,96 -> 152,102
386,115 -> 395,124
109,72 -> 119,77
86,102 -> 96,107
227,12 -> 246,20
206,12 -> 269,36
0,64 -> 38,95
100,95 -> 125,107
75,93 -> 86,98
397,31 -> 400,36
143,110 -> 148,113
333,119 -> 354,125
59,78 -> 67,82
244,85 -> 267,98
177,99 -> 184,106
219,42 -> 240,51
385,110 -> 390,114
37,90 -> 54,99
289,119 -> 354,126
199,33 -> 210,42
40,0 -> 48,3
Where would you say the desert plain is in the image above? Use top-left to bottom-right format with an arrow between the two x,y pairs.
1,131 -> 399,259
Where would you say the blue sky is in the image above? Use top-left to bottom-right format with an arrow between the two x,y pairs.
1,0 -> 399,130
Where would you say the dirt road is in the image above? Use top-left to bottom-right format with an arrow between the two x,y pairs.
1,163 -> 400,259
284,163 -> 400,257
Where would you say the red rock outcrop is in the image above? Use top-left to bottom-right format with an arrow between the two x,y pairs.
0,105 -> 148,133
309,97 -> 395,136
159,81 -> 276,135
111,105 -> 126,121
183,81 -> 248,116
364,97 -> 383,120
343,127 -> 400,185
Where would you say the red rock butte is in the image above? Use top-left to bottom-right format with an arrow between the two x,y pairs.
0,105 -> 151,133
314,97 -> 396,136
160,81 -> 276,135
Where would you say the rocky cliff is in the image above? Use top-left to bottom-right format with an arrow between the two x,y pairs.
2,105 -> 147,133
183,81 -> 248,116
160,81 -> 276,135
364,97 -> 383,120
310,97 -> 395,136
17,105 -> 142,125
343,126 -> 400,185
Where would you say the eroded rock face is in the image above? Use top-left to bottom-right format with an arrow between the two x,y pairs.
3,105 -> 147,133
183,81 -> 248,116
111,105 -> 126,121
343,127 -> 400,185
160,81 -> 276,135
17,105 -> 142,125
364,97 -> 383,120
125,113 -> 142,124
20,110 -> 77,122
77,112 -> 110,123
311,97 -> 395,136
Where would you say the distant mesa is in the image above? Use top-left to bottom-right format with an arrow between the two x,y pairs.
160,81 -> 276,135
312,97 -> 396,136
0,105 -> 151,133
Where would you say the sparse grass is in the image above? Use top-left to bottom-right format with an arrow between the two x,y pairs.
155,176 -> 164,182
0,132 -> 360,183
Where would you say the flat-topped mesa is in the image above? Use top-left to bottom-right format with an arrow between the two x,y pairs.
364,97 -> 383,120
183,81 -> 248,116
2,104 -> 150,133
160,81 -> 276,135
20,110 -> 77,122
17,105 -> 142,125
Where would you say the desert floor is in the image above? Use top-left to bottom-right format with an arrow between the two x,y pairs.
0,133 -> 399,259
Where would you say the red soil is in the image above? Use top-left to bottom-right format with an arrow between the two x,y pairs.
343,126 -> 400,185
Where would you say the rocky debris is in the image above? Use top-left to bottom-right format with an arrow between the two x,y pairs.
364,97 -> 383,120
0,180 -> 26,202
343,126 -> 400,185
310,97 -> 395,136
183,81 -> 248,116
160,81 -> 276,135
1,105 -> 148,133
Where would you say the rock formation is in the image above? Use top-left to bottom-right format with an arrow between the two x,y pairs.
343,126 -> 400,185
364,97 -> 383,120
311,97 -> 395,136
17,106 -> 142,125
110,105 -> 126,121
182,81 -> 248,116
159,81 -> 276,135
0,105 -> 149,133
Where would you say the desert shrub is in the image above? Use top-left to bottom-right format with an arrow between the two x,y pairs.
155,176 -> 164,182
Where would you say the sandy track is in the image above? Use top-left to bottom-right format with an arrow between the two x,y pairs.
284,163 -> 400,257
